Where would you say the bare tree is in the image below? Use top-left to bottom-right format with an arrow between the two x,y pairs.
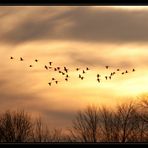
138,95 -> 148,123
0,110 -> 33,142
0,98 -> 147,143
113,101 -> 145,142
49,128 -> 63,142
137,95 -> 148,141
98,106 -> 117,142
69,105 -> 100,142
32,117 -> 47,142
93,101 -> 147,142
32,117 -> 64,142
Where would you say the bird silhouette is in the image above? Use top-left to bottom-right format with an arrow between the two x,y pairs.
97,74 -> 100,77
48,82 -> 51,86
97,78 -> 100,83
20,57 -> 23,61
79,74 -> 81,78
10,57 -> 136,86
49,62 -> 52,66
105,66 -> 109,69
81,77 -> 84,80
64,67 -> 68,73
45,65 -> 48,70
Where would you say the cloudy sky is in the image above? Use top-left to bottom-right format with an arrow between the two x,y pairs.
0,6 -> 148,130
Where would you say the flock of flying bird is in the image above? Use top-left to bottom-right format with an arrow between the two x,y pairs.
10,56 -> 136,87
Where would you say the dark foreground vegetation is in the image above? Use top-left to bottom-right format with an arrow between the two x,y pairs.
0,97 -> 147,143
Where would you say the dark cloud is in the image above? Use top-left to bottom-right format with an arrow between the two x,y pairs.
0,7 -> 148,44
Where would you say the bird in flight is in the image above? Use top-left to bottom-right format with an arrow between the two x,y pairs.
81,77 -> 84,80
9,56 -> 137,86
49,62 -> 52,66
20,57 -> 23,61
105,66 -> 109,69
45,65 -> 48,70
79,74 -> 84,80
97,74 -> 100,77
48,82 -> 51,86
64,67 -> 68,73
97,78 -> 100,83
79,74 -> 81,78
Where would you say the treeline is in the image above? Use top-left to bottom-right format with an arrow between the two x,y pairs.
0,97 -> 147,142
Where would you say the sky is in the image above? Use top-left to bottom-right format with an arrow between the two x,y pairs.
0,6 -> 148,130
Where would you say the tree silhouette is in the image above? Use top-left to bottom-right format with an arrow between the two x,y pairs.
0,97 -> 147,142
69,105 -> 100,142
0,110 -> 32,142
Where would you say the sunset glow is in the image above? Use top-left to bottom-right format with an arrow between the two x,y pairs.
0,6 -> 148,129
